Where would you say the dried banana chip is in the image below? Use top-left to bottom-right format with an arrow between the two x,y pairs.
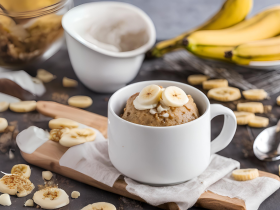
63,77 -> 78,87
203,79 -> 228,90
9,101 -> 37,112
207,87 -> 241,102
36,69 -> 55,83
232,169 -> 259,181
242,89 -> 267,101
0,174 -> 34,197
59,128 -> 96,147
68,96 -> 92,108
237,102 -> 264,113
0,102 -> 9,112
0,118 -> 8,133
11,164 -> 31,178
187,75 -> 208,85
49,118 -> 79,129
233,111 -> 255,125
248,116 -> 269,128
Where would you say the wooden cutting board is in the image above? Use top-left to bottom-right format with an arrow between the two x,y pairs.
20,101 -> 280,210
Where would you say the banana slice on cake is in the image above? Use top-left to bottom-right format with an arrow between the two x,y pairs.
33,188 -> 69,209
207,87 -> 241,101
68,96 -> 92,108
234,111 -> 255,125
49,118 -> 79,129
248,116 -> 269,128
0,102 -> 9,112
11,164 -> 31,178
242,89 -> 267,101
162,86 -> 188,107
59,128 -> 96,147
0,174 -> 34,197
232,169 -> 259,181
9,101 -> 37,112
202,79 -> 228,90
0,118 -> 8,133
138,85 -> 162,105
237,102 -> 264,113
81,202 -> 116,210
187,75 -> 208,85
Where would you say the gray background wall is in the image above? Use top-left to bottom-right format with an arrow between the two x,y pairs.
73,0 -> 280,40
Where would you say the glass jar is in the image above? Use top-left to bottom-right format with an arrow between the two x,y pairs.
0,0 -> 73,69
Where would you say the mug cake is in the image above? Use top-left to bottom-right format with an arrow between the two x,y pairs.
121,84 -> 200,126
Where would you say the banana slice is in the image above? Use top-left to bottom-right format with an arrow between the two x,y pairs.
49,128 -> 69,142
277,95 -> 280,106
24,199 -> 34,207
49,118 -> 79,129
42,171 -> 53,181
33,188 -> 69,209
248,116 -> 269,128
237,102 -> 264,113
0,118 -> 8,133
232,169 -> 259,181
202,79 -> 228,90
137,85 -> 162,105
59,128 -> 96,147
242,89 -> 267,101
162,86 -> 188,107
187,75 -> 208,85
36,69 -> 55,83
0,174 -> 34,197
0,194 -> 11,206
207,87 -> 241,101
71,191 -> 80,199
11,164 -> 31,178
234,111 -> 255,125
68,96 -> 93,108
63,77 -> 78,87
0,101 -> 9,112
81,202 -> 116,210
9,101 -> 37,112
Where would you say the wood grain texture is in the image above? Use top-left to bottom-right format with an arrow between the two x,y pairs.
29,100 -> 280,210
36,101 -> 108,137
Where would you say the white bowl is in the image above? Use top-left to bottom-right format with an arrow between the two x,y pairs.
62,2 -> 156,93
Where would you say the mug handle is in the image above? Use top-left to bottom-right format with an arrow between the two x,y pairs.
210,104 -> 237,154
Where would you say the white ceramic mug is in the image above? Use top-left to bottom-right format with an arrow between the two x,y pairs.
108,80 -> 237,185
62,2 -> 156,93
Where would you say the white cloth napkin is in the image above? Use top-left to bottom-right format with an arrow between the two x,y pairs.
16,125 -> 280,209
207,173 -> 280,210
125,155 -> 239,209
59,131 -> 121,187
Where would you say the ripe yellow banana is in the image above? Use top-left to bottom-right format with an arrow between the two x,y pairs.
150,0 -> 253,57
186,7 -> 280,48
226,36 -> 280,65
188,45 -> 234,61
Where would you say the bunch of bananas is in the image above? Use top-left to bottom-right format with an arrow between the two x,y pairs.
151,0 -> 280,65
